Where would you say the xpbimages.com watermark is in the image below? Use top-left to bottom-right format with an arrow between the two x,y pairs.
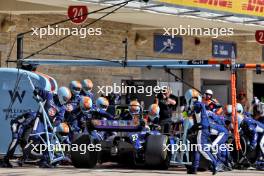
163,141 -> 234,154
31,143 -> 102,155
31,25 -> 102,39
163,25 -> 234,38
97,83 -> 168,96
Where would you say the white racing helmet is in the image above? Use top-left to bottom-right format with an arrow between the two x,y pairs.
69,80 -> 82,95
57,87 -> 72,105
129,100 -> 141,114
81,79 -> 93,95
184,89 -> 202,108
80,96 -> 93,113
225,103 -> 244,114
205,89 -> 213,95
148,104 -> 160,122
225,105 -> 233,115
236,103 -> 244,114
96,97 -> 109,111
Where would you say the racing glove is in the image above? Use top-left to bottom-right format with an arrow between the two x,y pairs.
33,88 -> 40,96
33,88 -> 42,102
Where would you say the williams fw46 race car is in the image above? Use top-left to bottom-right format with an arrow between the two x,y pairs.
70,115 -> 171,169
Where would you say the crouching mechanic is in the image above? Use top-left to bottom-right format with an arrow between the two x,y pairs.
121,100 -> 141,120
127,103 -> 161,159
145,103 -> 161,131
66,80 -> 82,113
239,109 -> 264,170
120,100 -> 147,150
2,112 -> 37,168
92,97 -> 114,120
66,96 -> 93,140
2,87 -> 72,168
80,79 -> 95,102
65,81 -> 82,138
185,89 -> 225,175
92,97 -> 115,140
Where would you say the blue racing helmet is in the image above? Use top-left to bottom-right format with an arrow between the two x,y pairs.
184,89 -> 201,107
225,104 -> 243,114
81,79 -> 93,95
96,97 -> 109,111
80,96 -> 93,113
69,80 -> 82,95
57,87 -> 72,105
129,100 -> 141,114
236,103 -> 244,114
148,104 -> 160,121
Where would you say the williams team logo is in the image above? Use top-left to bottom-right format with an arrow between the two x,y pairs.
8,90 -> 26,104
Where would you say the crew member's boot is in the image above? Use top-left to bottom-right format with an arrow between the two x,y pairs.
2,156 -> 13,168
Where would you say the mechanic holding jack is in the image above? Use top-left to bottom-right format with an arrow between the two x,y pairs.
2,87 -> 72,168
239,109 -> 264,170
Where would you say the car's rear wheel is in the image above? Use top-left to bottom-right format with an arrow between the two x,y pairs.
71,134 -> 98,168
145,135 -> 171,169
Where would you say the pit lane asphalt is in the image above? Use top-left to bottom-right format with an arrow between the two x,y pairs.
0,163 -> 263,176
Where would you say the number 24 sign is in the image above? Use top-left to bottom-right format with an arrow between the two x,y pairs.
68,6 -> 88,24
255,30 -> 264,45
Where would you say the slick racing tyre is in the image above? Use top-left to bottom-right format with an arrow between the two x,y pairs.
231,135 -> 258,169
239,136 -> 258,164
145,135 -> 171,169
71,134 -> 98,168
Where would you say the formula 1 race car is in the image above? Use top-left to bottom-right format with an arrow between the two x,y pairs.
70,117 -> 171,169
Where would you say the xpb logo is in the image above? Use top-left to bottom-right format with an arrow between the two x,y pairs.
9,90 -> 26,104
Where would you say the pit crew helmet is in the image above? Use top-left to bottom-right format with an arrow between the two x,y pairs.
205,89 -> 213,95
236,103 -> 244,114
81,79 -> 93,95
54,122 -> 70,134
148,104 -> 160,121
57,87 -> 72,105
236,103 -> 244,126
254,102 -> 264,116
225,104 -> 243,114
69,80 -> 82,95
184,89 -> 202,108
225,105 -> 233,115
129,100 -> 141,114
79,96 -> 92,113
252,97 -> 260,105
225,104 -> 244,127
96,97 -> 109,111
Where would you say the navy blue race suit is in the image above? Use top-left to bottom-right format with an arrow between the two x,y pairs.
191,101 -> 221,173
3,88 -> 66,167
